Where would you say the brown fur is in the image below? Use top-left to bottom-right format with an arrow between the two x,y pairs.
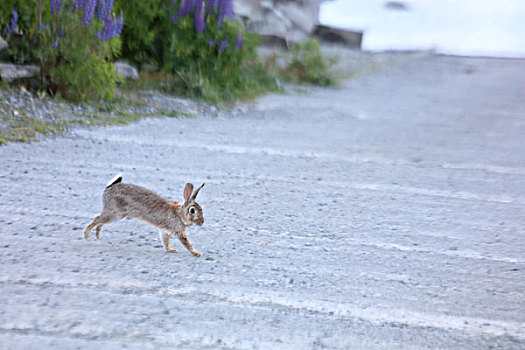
84,175 -> 205,257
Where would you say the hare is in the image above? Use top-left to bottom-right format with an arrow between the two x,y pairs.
84,174 -> 205,257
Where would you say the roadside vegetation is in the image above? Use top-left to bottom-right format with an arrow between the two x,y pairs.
0,90 -> 186,145
0,0 -> 340,144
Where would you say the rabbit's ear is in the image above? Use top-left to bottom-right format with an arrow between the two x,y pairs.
191,183 -> 205,201
183,183 -> 194,203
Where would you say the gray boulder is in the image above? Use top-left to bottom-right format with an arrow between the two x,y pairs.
314,25 -> 363,48
0,63 -> 39,82
0,36 -> 7,52
114,61 -> 139,80
236,0 -> 321,44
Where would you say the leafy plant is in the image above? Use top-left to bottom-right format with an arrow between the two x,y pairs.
38,0 -> 123,101
1,1 -> 41,35
161,0 -> 277,102
115,0 -> 167,68
1,2 -> 48,64
1,0 -> 124,102
281,38 -> 339,86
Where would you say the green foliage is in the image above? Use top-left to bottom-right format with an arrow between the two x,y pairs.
0,1 -> 47,34
162,14 -> 277,103
0,1 -> 44,64
281,38 -> 340,86
114,0 -> 167,67
1,1 -> 122,102
50,53 -> 123,101
37,7 -> 122,101
0,33 -> 40,65
2,1 -> 341,106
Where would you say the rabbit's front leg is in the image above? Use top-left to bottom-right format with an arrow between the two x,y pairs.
178,231 -> 202,257
159,230 -> 178,253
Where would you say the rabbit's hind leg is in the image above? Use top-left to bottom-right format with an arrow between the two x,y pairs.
84,216 -> 101,239
84,214 -> 120,239
159,230 -> 178,253
95,224 -> 104,239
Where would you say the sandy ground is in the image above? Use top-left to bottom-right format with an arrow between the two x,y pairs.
1,51 -> 524,349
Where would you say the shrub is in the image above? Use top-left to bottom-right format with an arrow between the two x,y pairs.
115,0 -> 166,68
0,4 -> 40,65
1,1 -> 37,35
160,0 -> 278,102
1,0 -> 123,101
280,38 -> 339,86
39,0 -> 123,101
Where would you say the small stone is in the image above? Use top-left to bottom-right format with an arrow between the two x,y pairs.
114,61 -> 139,80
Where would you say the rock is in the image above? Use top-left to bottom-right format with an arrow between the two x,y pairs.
0,63 -> 40,82
313,25 -> 363,48
385,1 -> 409,11
0,36 -> 7,52
236,0 -> 321,44
114,61 -> 139,80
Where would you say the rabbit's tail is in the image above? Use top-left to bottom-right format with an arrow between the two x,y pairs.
106,173 -> 123,188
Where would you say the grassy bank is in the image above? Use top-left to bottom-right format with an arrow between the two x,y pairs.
0,89 -> 187,145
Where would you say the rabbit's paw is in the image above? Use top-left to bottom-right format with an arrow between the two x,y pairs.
191,250 -> 202,257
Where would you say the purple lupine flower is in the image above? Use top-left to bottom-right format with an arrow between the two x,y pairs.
73,0 -> 86,10
102,14 -> 114,41
110,15 -> 119,39
3,9 -> 18,36
12,9 -> 18,26
99,16 -> 108,40
205,0 -> 218,14
116,12 -> 124,36
234,31 -> 243,50
217,0 -> 233,26
52,38 -> 59,47
82,0 -> 97,26
216,0 -> 224,25
81,0 -> 90,24
177,0 -> 194,17
96,10 -> 122,40
96,0 -> 106,20
50,0 -> 61,15
104,0 -> 114,17
222,0 -> 234,18
217,39 -> 227,53
58,28 -> 65,37
194,0 -> 205,34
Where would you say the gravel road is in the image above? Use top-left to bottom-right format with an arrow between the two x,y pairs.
1,52 -> 524,349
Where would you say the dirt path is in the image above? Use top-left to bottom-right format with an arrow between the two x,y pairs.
1,52 -> 524,349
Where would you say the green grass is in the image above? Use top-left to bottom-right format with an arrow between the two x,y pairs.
0,111 -> 164,145
0,114 -> 69,144
0,94 -> 183,145
123,40 -> 342,105
123,64 -> 281,106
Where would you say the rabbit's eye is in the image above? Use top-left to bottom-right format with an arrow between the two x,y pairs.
189,207 -> 196,214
